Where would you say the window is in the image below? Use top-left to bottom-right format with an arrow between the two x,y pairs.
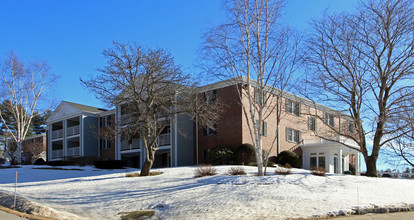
286,99 -> 300,116
286,127 -> 301,143
254,88 -> 267,105
204,123 -> 217,136
324,112 -> 335,127
100,116 -> 111,128
255,120 -> 267,137
310,152 -> 325,170
204,90 -> 216,104
100,138 -> 110,149
348,120 -> 354,133
308,117 -> 316,131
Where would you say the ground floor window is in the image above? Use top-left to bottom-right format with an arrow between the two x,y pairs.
310,152 -> 325,170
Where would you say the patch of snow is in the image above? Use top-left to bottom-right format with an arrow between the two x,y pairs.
0,165 -> 413,219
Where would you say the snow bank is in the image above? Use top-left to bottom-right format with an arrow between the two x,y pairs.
0,165 -> 413,219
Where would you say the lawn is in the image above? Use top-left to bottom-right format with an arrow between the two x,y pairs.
0,165 -> 413,219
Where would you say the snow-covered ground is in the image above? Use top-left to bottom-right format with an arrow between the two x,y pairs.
0,165 -> 413,220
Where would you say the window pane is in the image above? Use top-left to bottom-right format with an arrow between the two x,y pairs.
287,128 -> 292,141
310,157 -> 317,168
319,156 -> 325,169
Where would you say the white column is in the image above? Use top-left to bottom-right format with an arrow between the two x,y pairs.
356,152 -> 360,176
338,148 -> 343,174
63,120 -> 67,158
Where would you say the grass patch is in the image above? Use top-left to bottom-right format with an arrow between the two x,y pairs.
118,210 -> 155,220
194,165 -> 217,178
32,167 -> 84,171
125,172 -> 163,177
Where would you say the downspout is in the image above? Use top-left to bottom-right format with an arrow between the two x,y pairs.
276,96 -> 280,155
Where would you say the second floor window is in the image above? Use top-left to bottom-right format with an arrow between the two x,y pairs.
308,117 -> 316,131
204,123 -> 217,136
324,113 -> 335,127
348,120 -> 354,133
286,99 -> 300,116
255,120 -> 267,137
204,90 -> 216,104
286,127 -> 301,143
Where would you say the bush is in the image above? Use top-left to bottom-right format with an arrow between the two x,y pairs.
234,143 -> 256,165
311,167 -> 327,176
46,160 -> 75,166
275,167 -> 291,175
205,145 -> 234,165
275,151 -> 301,168
247,161 -> 275,167
194,165 -> 217,178
94,160 -> 126,169
33,158 -> 46,165
228,167 -> 246,175
68,157 -> 99,166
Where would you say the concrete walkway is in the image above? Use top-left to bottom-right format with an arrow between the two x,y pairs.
0,210 -> 26,220
338,211 -> 414,220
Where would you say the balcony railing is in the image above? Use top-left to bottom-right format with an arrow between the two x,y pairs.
67,125 -> 80,136
52,149 -> 63,159
120,114 -> 137,125
159,133 -> 171,146
121,138 -> 140,151
52,129 -> 63,139
67,146 -> 80,157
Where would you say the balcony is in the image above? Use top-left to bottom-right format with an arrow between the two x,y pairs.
52,149 -> 63,159
67,147 -> 80,157
52,129 -> 63,139
120,114 -> 137,125
121,138 -> 141,151
158,133 -> 171,146
67,125 -> 80,136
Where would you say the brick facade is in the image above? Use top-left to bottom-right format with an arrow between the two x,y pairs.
197,82 -> 358,166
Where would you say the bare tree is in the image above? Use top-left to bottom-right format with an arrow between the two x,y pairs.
22,139 -> 45,163
81,41 -> 221,176
0,52 -> 56,164
201,0 -> 301,176
386,100 -> 414,167
304,0 -> 414,176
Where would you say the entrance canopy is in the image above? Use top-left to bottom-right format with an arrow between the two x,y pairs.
301,136 -> 360,175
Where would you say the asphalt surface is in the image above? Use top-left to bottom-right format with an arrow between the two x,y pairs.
0,210 -> 26,220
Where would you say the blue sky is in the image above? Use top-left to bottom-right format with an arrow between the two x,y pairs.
0,0 -> 359,108
3,0 -> 404,171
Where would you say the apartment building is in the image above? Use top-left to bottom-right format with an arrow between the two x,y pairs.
46,101 -> 194,168
46,78 -> 360,174
47,101 -> 107,161
196,78 -> 360,174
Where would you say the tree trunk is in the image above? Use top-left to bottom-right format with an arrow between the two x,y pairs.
17,141 -> 22,165
364,156 -> 378,177
256,139 -> 264,176
140,159 -> 154,176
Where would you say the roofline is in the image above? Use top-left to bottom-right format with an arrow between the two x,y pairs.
197,76 -> 353,120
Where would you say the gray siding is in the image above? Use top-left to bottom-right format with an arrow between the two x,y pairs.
83,116 -> 99,157
176,114 -> 194,166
